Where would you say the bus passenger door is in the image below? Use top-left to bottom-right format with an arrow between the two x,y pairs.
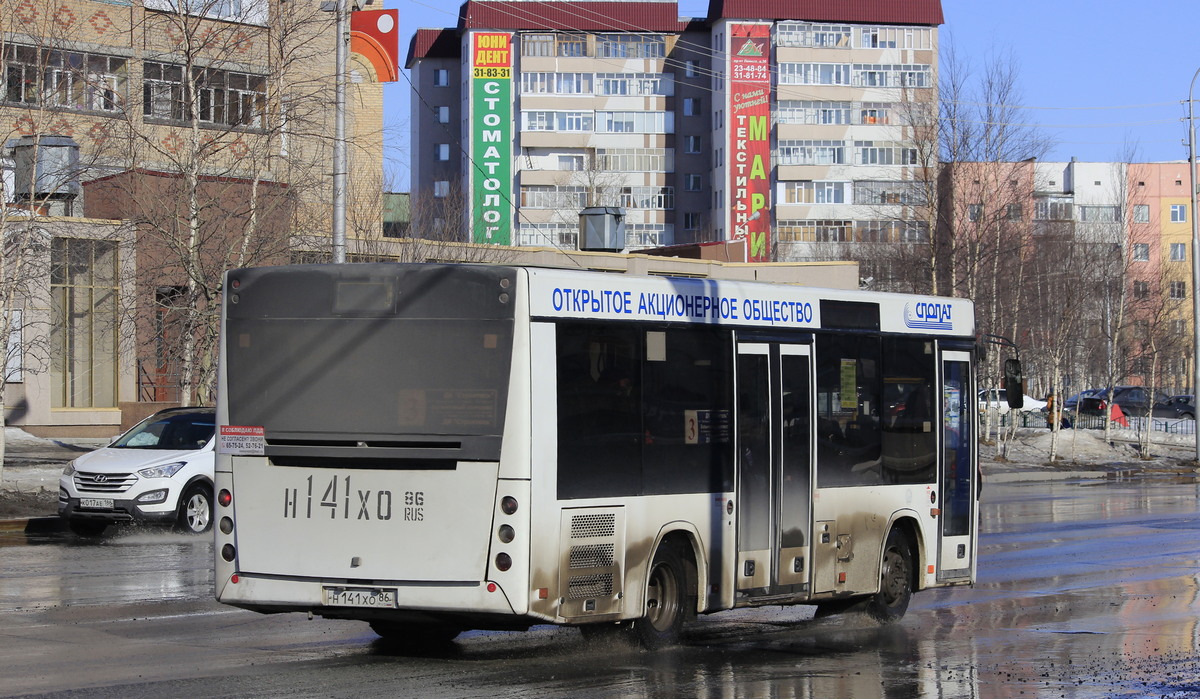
937,351 -> 975,582
735,342 -> 813,596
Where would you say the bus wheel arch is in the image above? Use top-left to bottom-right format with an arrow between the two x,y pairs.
631,531 -> 698,649
864,525 -> 917,623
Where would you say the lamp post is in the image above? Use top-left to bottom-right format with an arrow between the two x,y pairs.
1189,67 -> 1200,462
331,0 -> 349,263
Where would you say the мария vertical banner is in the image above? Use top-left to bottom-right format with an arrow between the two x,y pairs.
728,24 -> 771,262
471,32 -> 513,245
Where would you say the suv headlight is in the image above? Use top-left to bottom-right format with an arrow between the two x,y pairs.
138,461 -> 187,479
63,461 -> 76,476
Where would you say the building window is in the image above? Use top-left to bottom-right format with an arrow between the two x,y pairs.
432,69 -> 449,86
967,204 -> 982,222
1134,204 -> 1150,223
854,141 -> 917,166
1133,281 -> 1150,299
596,111 -> 672,134
521,72 -> 594,94
1006,204 -> 1023,221
683,98 -> 700,116
433,180 -> 449,198
777,63 -> 851,86
596,34 -> 665,59
683,212 -> 701,230
3,44 -> 128,112
781,181 -> 849,205
684,60 -> 700,78
853,181 -> 925,206
1171,242 -> 1187,261
437,106 -> 450,123
1171,204 -> 1188,223
852,64 -> 932,88
436,143 -> 450,161
1078,206 -> 1119,222
145,0 -> 268,24
775,22 -> 852,49
685,173 -> 703,191
557,154 -> 584,171
143,61 -> 266,127
595,73 -> 672,96
1133,243 -> 1150,262
774,100 -> 851,125
523,110 -> 595,132
1034,198 -> 1073,221
595,148 -> 672,172
776,140 -> 845,166
51,238 -> 118,408
1170,281 -> 1187,300
684,135 -> 702,154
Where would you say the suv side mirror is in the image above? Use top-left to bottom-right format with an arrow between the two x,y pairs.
1004,358 -> 1024,410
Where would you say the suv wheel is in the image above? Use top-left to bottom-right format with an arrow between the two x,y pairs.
177,484 -> 213,534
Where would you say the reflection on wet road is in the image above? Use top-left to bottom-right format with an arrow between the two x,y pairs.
2,477 -> 1200,697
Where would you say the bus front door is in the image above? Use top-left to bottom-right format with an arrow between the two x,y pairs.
735,342 -> 814,598
937,351 -> 975,582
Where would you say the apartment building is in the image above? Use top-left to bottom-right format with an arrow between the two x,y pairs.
1,0 -> 385,434
941,158 -> 1195,395
406,0 -> 944,262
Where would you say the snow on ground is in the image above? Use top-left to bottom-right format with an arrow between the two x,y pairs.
984,425 -> 1198,470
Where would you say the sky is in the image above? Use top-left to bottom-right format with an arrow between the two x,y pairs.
379,0 -> 1200,191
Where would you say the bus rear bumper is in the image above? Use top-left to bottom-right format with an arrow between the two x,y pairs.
215,573 -> 551,625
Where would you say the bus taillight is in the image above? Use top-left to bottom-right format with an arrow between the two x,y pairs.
495,553 -> 512,572
218,489 -> 232,507
500,496 -> 518,515
498,524 -> 515,543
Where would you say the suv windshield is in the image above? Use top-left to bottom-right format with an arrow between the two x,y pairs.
113,410 -> 215,450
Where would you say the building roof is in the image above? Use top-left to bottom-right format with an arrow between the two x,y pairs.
406,28 -> 460,67
461,0 -> 690,32
710,0 -> 943,25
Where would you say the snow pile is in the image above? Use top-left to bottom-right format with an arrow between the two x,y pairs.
986,426 -> 1197,469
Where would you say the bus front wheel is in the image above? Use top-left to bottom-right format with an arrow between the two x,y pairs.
864,528 -> 913,623
631,543 -> 692,649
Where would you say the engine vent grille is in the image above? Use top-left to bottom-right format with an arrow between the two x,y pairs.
570,513 -> 615,539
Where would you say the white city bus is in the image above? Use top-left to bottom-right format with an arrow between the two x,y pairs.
214,263 -> 979,648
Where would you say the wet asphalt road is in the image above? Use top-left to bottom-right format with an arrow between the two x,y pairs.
3,475 -> 1200,698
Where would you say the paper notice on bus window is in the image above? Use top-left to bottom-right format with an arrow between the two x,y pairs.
219,425 -> 265,455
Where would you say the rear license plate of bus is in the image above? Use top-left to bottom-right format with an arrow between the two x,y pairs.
80,498 -> 113,509
323,587 -> 398,609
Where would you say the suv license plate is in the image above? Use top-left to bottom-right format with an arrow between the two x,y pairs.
80,498 -> 114,509
323,587 -> 398,609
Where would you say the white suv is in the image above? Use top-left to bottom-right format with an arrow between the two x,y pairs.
58,407 -> 215,537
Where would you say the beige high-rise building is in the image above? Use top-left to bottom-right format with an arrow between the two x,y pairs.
406,0 -> 943,263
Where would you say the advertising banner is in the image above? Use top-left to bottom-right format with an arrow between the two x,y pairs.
470,32 -> 513,245
728,24 -> 771,262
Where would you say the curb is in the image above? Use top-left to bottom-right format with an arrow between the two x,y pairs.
0,516 -> 66,534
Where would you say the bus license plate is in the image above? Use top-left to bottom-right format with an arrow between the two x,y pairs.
80,498 -> 113,509
323,587 -> 398,609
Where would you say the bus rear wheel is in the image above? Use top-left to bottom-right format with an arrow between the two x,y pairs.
864,528 -> 913,623
630,543 -> 692,649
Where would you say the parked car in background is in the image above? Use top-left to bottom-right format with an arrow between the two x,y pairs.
1164,395 -> 1196,419
58,407 -> 215,537
978,389 -> 1047,414
1062,388 -> 1103,413
1076,386 -> 1175,418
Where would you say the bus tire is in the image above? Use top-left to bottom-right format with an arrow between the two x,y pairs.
864,528 -> 913,623
630,543 -> 691,649
370,621 -> 461,646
